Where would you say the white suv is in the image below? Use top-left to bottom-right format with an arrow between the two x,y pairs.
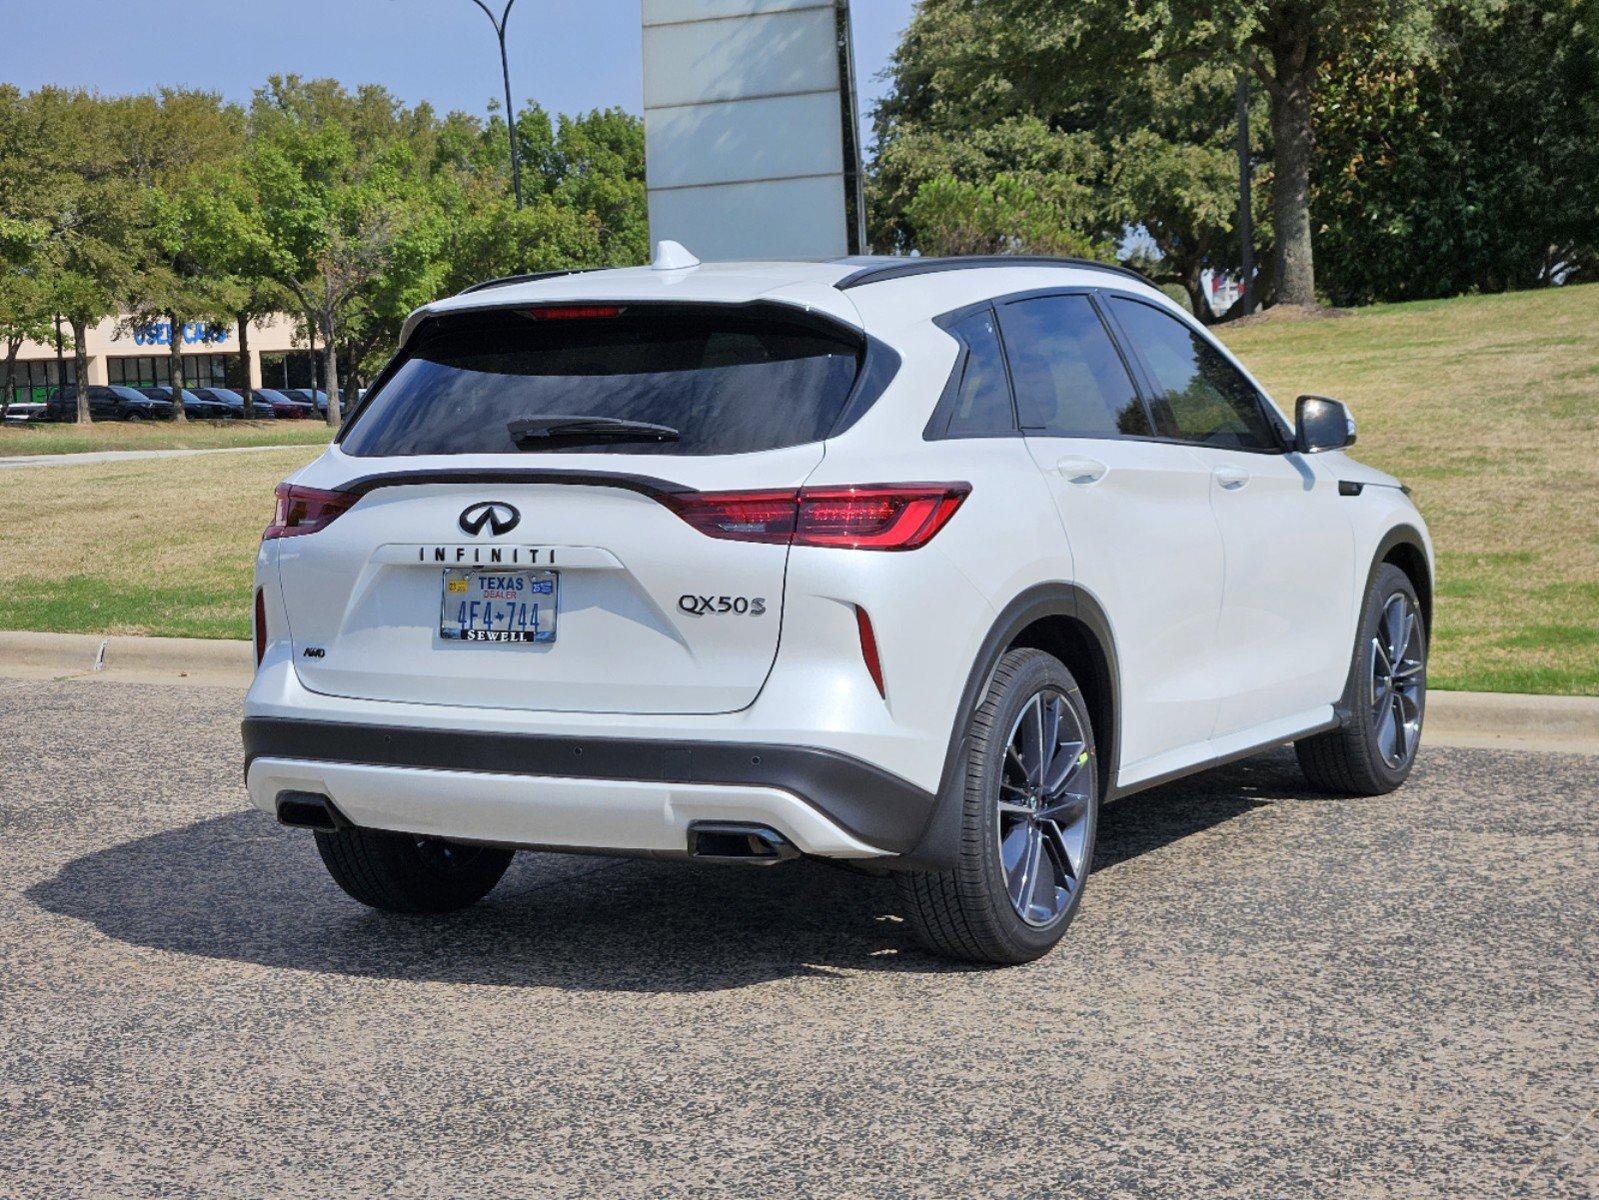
244,251 -> 1432,964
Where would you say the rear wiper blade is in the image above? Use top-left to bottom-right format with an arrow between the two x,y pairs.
508,415 -> 681,450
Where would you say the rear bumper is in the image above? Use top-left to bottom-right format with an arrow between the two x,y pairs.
242,717 -> 937,858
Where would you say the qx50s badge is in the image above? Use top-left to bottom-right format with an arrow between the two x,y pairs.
679,594 -> 767,617
459,501 -> 521,537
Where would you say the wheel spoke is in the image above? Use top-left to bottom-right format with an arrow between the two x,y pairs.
1039,819 -> 1078,889
1001,820 -> 1030,877
1037,792 -> 1088,825
1043,739 -> 1087,795
1389,693 -> 1408,761
997,799 -> 1034,817
1015,695 -> 1045,788
1396,687 -> 1421,725
1041,696 -> 1062,772
1025,828 -> 1058,916
1008,825 -> 1041,913
1383,598 -> 1407,663
1376,694 -> 1398,761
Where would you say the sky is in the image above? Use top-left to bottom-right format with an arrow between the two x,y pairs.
3,0 -> 919,143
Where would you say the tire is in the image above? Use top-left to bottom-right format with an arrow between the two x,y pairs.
896,648 -> 1099,965
314,827 -> 514,913
1295,562 -> 1427,795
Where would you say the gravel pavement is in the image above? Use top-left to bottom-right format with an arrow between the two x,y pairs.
1,673 -> 1594,1199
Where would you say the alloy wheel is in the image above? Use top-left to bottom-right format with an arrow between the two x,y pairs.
997,689 -> 1095,927
1370,593 -> 1425,768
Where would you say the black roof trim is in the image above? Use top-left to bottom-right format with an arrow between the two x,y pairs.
835,255 -> 1152,292
456,267 -> 603,296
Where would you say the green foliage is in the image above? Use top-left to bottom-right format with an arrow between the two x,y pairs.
870,1 -> 1243,315
874,0 -> 1572,310
0,76 -> 648,419
903,172 -> 1109,258
1314,0 -> 1599,304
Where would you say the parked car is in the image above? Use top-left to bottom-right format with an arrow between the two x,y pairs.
43,385 -> 175,422
3,401 -> 46,423
243,251 -> 1434,965
139,386 -> 232,421
191,387 -> 277,420
281,388 -> 329,416
254,388 -> 317,419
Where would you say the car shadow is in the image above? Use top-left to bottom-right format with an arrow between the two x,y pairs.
26,751 -> 1304,993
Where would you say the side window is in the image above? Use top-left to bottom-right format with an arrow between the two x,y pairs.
1108,297 -> 1279,451
942,309 -> 1015,437
996,295 -> 1151,438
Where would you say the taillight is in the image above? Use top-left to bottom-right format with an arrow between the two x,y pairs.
663,490 -> 800,544
665,484 -> 969,551
263,483 -> 358,540
253,587 -> 267,666
796,485 -> 970,550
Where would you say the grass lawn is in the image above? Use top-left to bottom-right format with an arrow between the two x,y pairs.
1219,284 -> 1599,695
0,448 -> 318,639
0,285 -> 1594,693
0,419 -> 333,457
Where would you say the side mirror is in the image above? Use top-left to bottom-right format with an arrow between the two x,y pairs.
1295,394 -> 1356,453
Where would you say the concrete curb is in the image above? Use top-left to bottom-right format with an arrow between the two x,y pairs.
1,629 -> 1596,753
0,630 -> 254,686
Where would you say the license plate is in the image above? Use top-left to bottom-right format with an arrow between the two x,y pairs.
439,569 -> 557,643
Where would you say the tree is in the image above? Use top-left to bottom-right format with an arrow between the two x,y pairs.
880,0 -> 1461,309
245,78 -> 442,425
870,1 -> 1249,317
125,90 -> 245,422
25,91 -> 145,423
533,107 -> 648,265
0,217 -> 53,423
1035,0 -> 1456,306
1313,0 -> 1599,303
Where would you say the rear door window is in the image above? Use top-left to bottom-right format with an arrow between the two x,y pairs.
997,295 -> 1152,438
1107,297 -> 1280,451
341,305 -> 864,457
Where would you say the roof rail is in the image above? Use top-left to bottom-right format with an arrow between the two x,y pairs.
835,255 -> 1151,291
456,267 -> 602,296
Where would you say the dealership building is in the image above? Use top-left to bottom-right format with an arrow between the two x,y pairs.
4,312 -> 325,405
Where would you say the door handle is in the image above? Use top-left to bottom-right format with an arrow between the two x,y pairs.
1056,456 -> 1108,485
1213,465 -> 1250,490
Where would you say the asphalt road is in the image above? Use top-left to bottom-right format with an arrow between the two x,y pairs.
2,673 -> 1595,1199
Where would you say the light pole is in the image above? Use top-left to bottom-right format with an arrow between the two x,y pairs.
466,0 -> 524,209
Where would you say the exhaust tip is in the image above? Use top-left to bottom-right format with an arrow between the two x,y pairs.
687,822 -> 800,865
275,791 -> 349,832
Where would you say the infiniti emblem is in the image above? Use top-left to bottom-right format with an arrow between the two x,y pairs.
459,501 -> 521,536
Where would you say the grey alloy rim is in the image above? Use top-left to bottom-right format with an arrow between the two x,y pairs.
996,689 -> 1094,928
1371,592 -> 1425,768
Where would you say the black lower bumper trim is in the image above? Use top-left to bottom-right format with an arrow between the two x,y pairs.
241,718 -> 936,854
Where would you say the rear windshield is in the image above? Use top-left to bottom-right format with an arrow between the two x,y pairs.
340,304 -> 864,457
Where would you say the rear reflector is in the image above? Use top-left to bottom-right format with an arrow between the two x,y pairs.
664,484 -> 969,551
263,483 -> 358,540
855,605 -> 886,697
253,587 -> 267,666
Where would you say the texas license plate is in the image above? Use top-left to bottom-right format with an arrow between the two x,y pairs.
439,569 -> 557,643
